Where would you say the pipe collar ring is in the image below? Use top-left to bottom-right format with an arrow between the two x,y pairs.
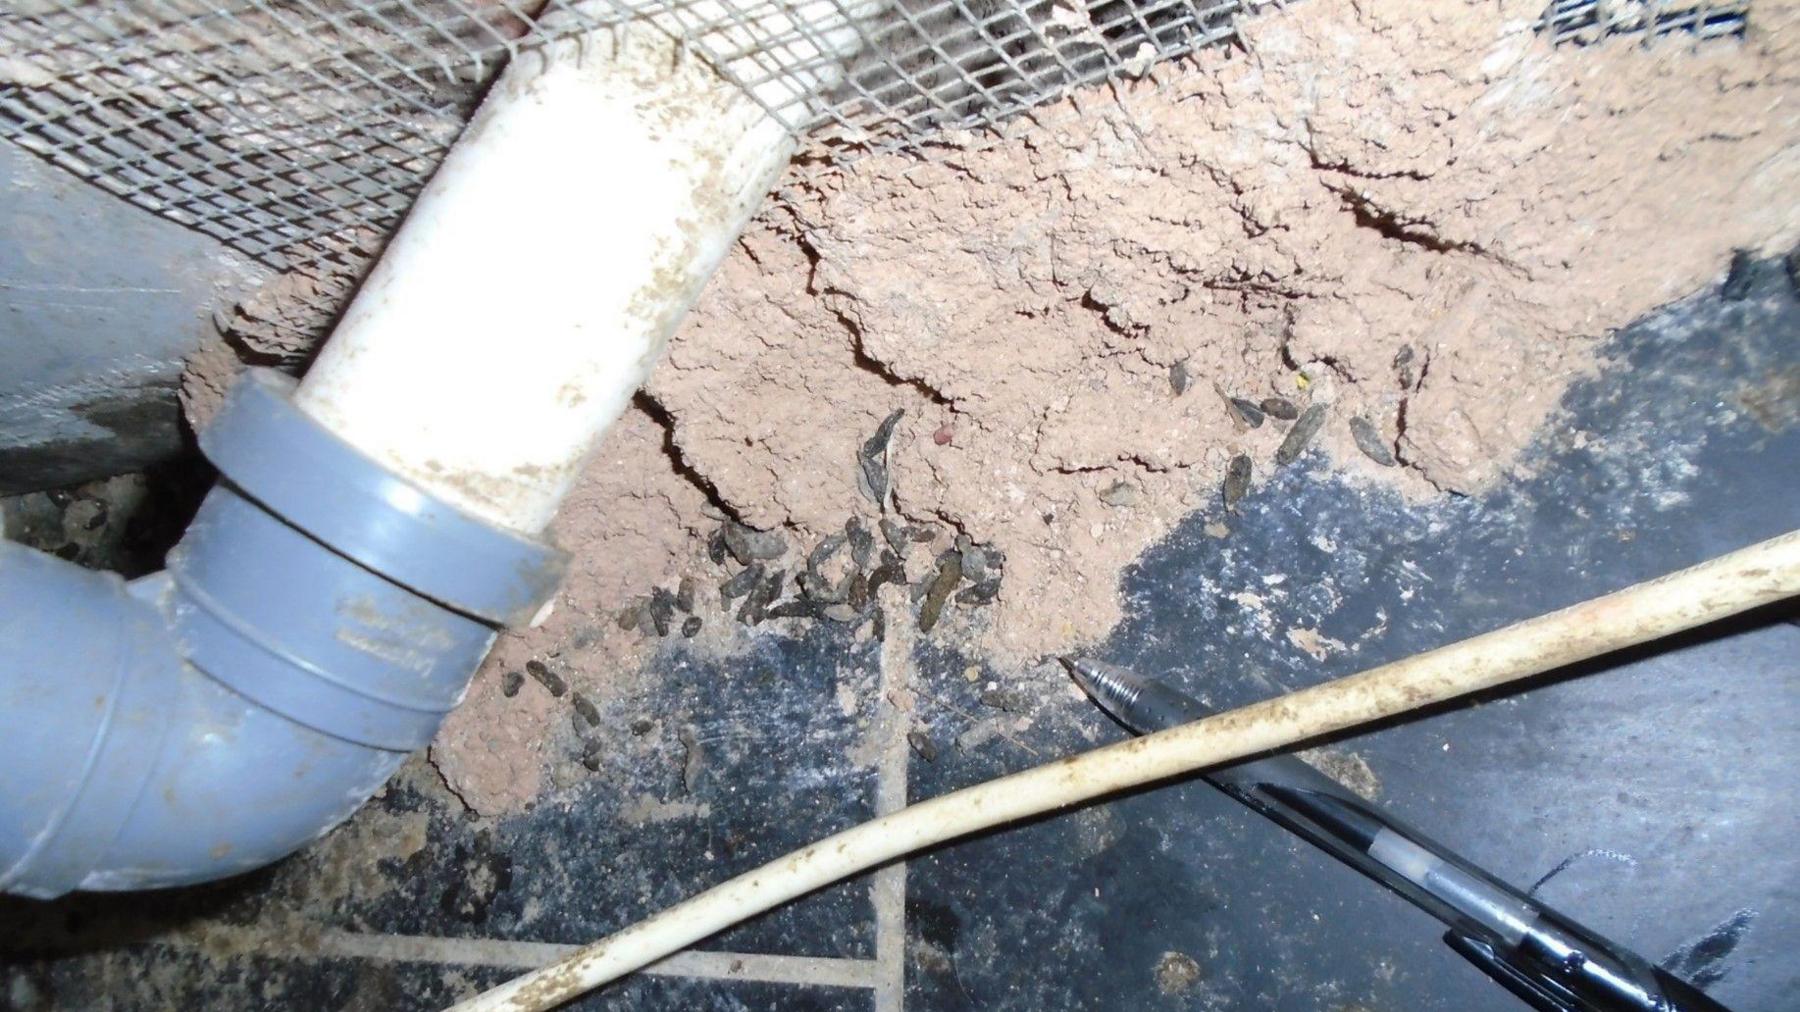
201,368 -> 568,628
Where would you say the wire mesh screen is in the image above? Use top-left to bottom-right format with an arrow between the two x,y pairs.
0,1 -> 1754,296
1539,1 -> 1748,45
0,0 -> 1267,280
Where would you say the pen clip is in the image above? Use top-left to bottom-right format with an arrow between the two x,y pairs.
1443,930 -> 1586,1012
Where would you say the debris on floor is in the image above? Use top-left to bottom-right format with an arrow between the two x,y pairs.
416,0 -> 1800,813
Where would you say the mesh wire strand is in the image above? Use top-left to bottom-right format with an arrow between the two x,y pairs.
0,0 -> 1752,286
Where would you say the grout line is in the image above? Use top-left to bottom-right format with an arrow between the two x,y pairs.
162,928 -> 882,990
649,949 -> 879,990
871,843 -> 908,1012
872,590 -> 916,1012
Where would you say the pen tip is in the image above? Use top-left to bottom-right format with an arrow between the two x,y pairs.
1060,656 -> 1100,695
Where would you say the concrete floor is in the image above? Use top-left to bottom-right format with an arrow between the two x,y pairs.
2,258 -> 1795,1011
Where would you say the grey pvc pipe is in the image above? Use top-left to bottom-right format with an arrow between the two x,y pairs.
0,369 -> 566,898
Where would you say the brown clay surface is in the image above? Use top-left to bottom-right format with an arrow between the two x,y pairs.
206,1 -> 1800,813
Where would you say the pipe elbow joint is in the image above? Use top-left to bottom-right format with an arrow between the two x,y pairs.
1,369 -> 565,898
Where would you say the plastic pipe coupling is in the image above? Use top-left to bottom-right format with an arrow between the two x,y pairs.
0,369 -> 565,897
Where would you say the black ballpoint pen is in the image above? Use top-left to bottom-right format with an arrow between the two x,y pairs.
1062,656 -> 1730,1012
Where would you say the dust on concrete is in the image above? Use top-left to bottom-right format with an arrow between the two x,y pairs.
296,795 -> 433,915
1286,628 -> 1349,663
1154,949 -> 1205,995
1298,748 -> 1382,801
0,756 -> 463,1010
618,794 -> 713,825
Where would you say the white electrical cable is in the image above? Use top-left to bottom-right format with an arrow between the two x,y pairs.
451,529 -> 1800,1012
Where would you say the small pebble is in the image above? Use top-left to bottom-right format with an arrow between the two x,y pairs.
933,424 -> 954,445
616,604 -> 641,631
1169,360 -> 1191,396
978,688 -> 1031,713
571,691 -> 600,728
500,670 -> 524,698
1349,416 -> 1396,467
1394,344 -> 1417,389
68,500 -> 108,531
870,608 -> 887,642
706,528 -> 728,565
846,571 -> 871,611
1098,479 -> 1140,507
799,570 -> 845,602
629,717 -> 655,736
808,532 -> 846,572
681,615 -> 702,638
55,543 -> 80,561
847,519 -> 875,568
736,594 -> 765,626
917,552 -> 964,633
879,518 -> 907,554
955,579 -> 1001,606
823,603 -> 862,623
960,544 -> 992,583
1260,396 -> 1300,421
1721,249 -> 1756,301
579,740 -> 604,772
648,588 -> 676,636
857,409 -> 906,506
1274,403 -> 1328,465
907,524 -> 938,543
1223,454 -> 1252,511
767,598 -> 825,620
867,553 -> 906,595
675,576 -> 697,613
757,568 -> 786,609
720,562 -> 765,606
1227,397 -> 1264,428
907,731 -> 939,762
525,659 -> 566,697
865,408 -> 906,453
722,522 -> 787,564
737,568 -> 782,625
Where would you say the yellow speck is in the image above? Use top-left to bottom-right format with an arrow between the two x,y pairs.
1295,374 -> 1310,389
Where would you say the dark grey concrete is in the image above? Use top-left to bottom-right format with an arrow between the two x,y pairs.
901,254 -> 1800,1012
0,260 -> 1793,1010
0,139 -> 265,492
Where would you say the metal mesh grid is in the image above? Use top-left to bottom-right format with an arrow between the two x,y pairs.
0,1 -> 1753,291
1539,1 -> 1749,45
0,0 -> 1270,279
